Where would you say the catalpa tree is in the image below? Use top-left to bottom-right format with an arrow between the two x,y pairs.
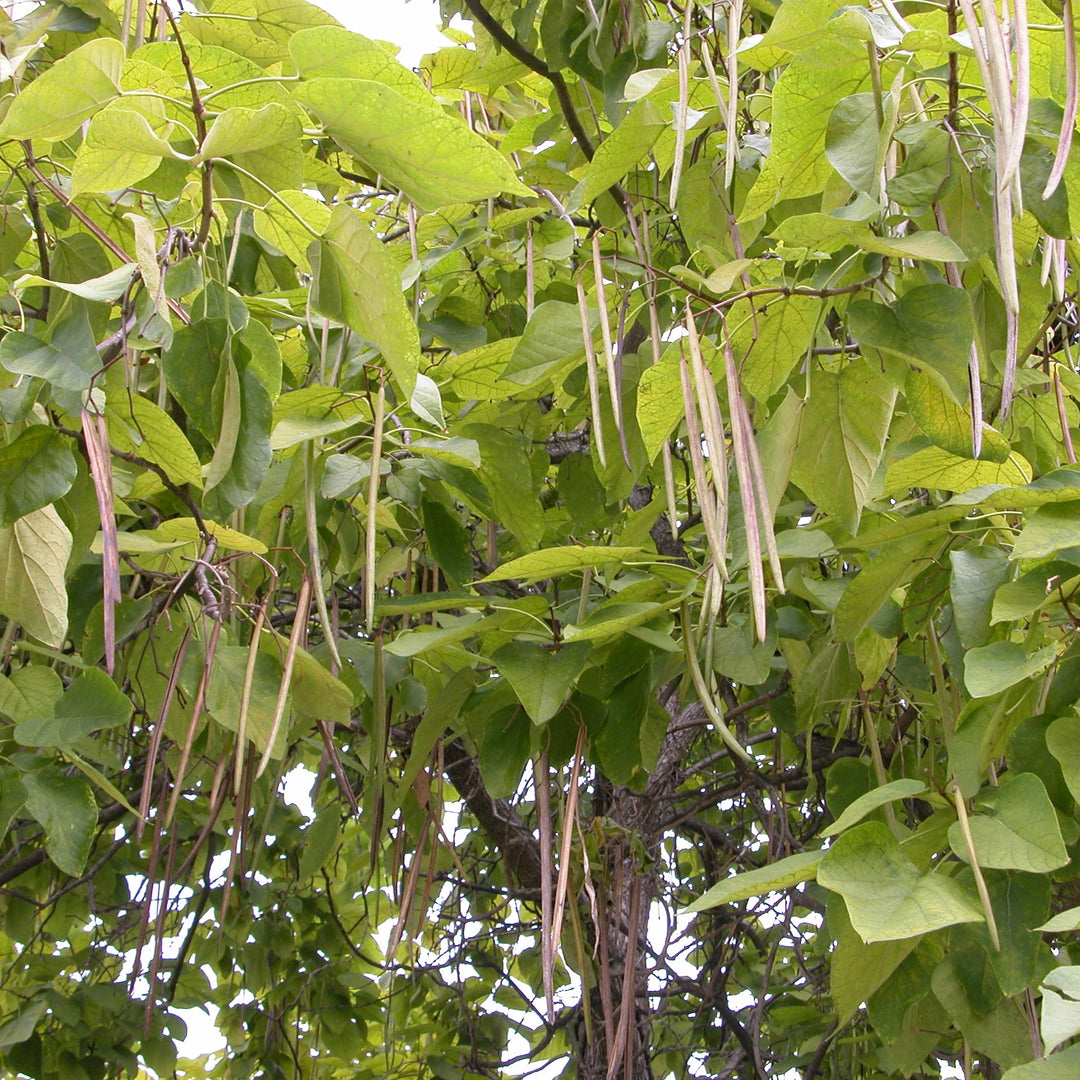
0,1 -> 1078,1079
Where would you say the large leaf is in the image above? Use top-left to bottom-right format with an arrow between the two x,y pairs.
295,78 -> 532,210
198,102 -> 300,161
1013,501 -> 1080,560
741,44 -> 867,218
1001,1046 -> 1080,1080
789,359 -> 897,534
492,641 -> 591,725
848,284 -> 974,402
949,773 -> 1069,872
0,427 -> 77,527
821,779 -> 926,838
0,38 -> 123,141
818,821 -> 984,942
309,204 -> 420,394
481,546 -> 655,585
964,642 -> 1057,698
1041,967 -> 1080,1052
685,851 -> 823,912
21,768 -> 96,877
0,505 -> 71,648
14,668 -> 132,747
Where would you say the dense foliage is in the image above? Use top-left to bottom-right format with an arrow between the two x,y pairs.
3,0 -> 1080,1077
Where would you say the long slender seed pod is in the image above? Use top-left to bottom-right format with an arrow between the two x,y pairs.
724,385 -> 766,642
680,602 -> 752,762
662,441 -> 680,539
953,777 -> 1002,951
1000,0 -> 1030,193
256,575 -> 312,780
576,278 -> 607,468
699,42 -> 730,131
535,753 -> 555,1023
1044,0 -> 1076,199
1054,364 -> 1077,464
725,0 -> 743,191
305,442 -> 341,669
680,352 -> 727,578
737,389 -> 784,593
550,729 -> 584,1004
670,3 -> 692,210
684,306 -> 730,563
234,604 -> 266,795
365,377 -> 386,635
591,232 -> 624,448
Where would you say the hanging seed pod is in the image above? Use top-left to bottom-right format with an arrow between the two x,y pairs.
1044,0 -> 1076,199
725,0 -> 744,191
590,232 -> 625,460
670,2 -> 692,210
679,351 -> 727,578
576,277 -> 607,468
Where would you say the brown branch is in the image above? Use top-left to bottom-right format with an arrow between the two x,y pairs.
161,2 -> 215,248
461,0 -> 596,161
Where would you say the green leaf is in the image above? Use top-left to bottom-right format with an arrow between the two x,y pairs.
741,45 -> 867,219
107,395 -> 202,489
789,359 -> 897,534
848,284 -> 974,402
70,104 -> 175,196
0,505 -> 71,648
826,92 -> 886,195
949,773 -> 1069,872
0,666 -> 63,724
821,779 -> 926,838
310,204 -> 420,394
162,318 -> 229,444
422,499 -> 473,587
906,368 -> 1011,461
1013,501 -> 1080,560
492,641 -> 591,724
885,447 -> 1031,494
461,423 -> 543,551
21,767 -> 96,877
14,668 -> 131,747
295,78 -> 532,211
198,102 -> 301,162
1036,906 -> 1080,932
289,25 -> 430,100
1046,716 -> 1080,804
964,642 -> 1057,698
205,646 -> 289,758
0,332 -> 95,393
0,999 -> 46,1050
252,189 -> 330,270
857,230 -> 968,262
685,850 -> 823,912
636,344 -> 683,462
833,535 -> 935,641
581,98 -> 665,204
950,546 -> 1010,648
482,546 -> 654,585
711,618 -> 778,686
13,263 -> 139,303
1001,1045 -> 1080,1080
817,821 -> 984,942
0,38 -> 123,141
733,295 -> 821,401
1041,967 -> 1080,1058
0,427 -> 77,527
829,893 -> 922,1022
887,125 -> 953,206
502,301 -> 592,386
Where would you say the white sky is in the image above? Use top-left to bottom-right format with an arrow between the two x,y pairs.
311,0 -> 459,66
